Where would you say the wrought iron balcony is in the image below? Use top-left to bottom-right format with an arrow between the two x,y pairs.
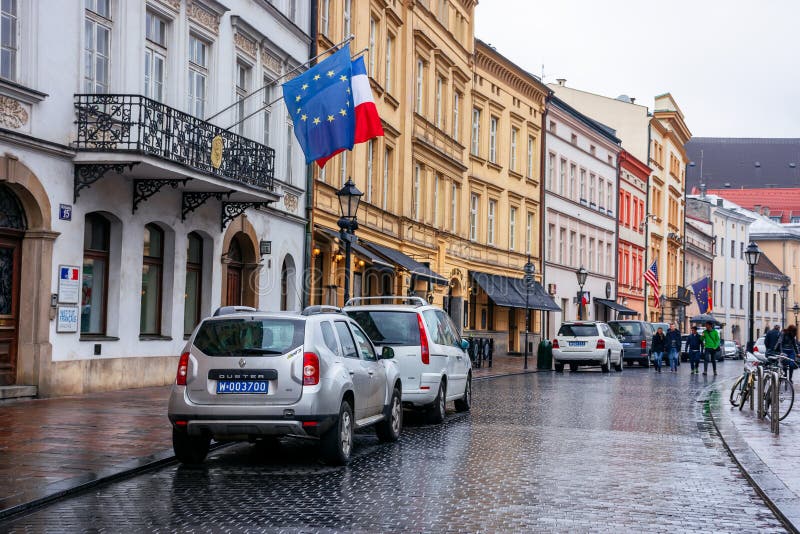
664,285 -> 692,304
74,94 -> 274,191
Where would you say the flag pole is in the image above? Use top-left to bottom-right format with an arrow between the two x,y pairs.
223,47 -> 369,132
205,35 -> 356,122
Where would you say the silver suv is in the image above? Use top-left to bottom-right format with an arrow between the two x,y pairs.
344,297 -> 472,423
167,306 -> 403,466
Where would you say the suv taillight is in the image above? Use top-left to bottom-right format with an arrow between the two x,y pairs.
596,339 -> 606,349
552,339 -> 560,349
176,351 -> 189,386
641,340 -> 647,350
303,352 -> 320,385
417,314 -> 430,365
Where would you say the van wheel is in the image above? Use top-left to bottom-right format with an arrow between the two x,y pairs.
454,374 -> 472,412
376,388 -> 402,442
427,382 -> 446,424
321,399 -> 353,465
173,428 -> 210,465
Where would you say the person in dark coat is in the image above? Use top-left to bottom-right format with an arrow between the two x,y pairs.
651,327 -> 666,373
666,323 -> 682,373
686,325 -> 704,374
774,324 -> 799,382
764,324 -> 781,355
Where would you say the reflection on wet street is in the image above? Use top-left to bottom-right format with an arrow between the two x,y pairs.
2,363 -> 787,533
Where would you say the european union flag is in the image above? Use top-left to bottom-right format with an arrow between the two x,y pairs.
692,276 -> 712,314
282,45 -> 355,164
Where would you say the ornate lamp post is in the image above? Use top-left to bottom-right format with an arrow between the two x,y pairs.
576,266 -> 588,320
779,284 -> 789,328
336,178 -> 363,305
745,241 -> 761,352
523,256 -> 535,370
792,303 -> 800,326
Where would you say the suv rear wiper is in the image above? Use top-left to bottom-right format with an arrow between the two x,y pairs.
239,348 -> 284,355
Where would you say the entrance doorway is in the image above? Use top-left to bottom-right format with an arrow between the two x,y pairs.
447,278 -> 464,335
0,185 -> 26,385
225,238 -> 244,306
223,231 -> 258,308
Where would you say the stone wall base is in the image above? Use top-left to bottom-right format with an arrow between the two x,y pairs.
38,356 -> 177,397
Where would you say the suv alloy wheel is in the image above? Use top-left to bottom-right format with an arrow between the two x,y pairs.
321,399 -> 354,465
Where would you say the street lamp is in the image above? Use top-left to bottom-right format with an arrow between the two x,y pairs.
523,256 -> 535,370
576,266 -> 588,320
779,284 -> 789,328
745,241 -> 761,352
793,303 -> 800,326
660,295 -> 666,322
336,178 -> 363,305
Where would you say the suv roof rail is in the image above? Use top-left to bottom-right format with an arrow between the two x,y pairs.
344,296 -> 427,307
213,306 -> 257,316
301,305 -> 342,316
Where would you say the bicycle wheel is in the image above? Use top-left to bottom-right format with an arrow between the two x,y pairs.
730,375 -> 745,407
776,377 -> 794,421
739,374 -> 752,411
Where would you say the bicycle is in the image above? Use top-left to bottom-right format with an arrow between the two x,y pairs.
762,354 -> 795,421
730,352 -> 762,408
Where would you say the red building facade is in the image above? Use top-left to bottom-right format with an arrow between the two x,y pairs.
617,150 -> 651,318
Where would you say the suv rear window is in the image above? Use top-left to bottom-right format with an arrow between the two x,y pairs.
609,322 -> 643,336
193,318 -> 305,356
346,311 -> 420,346
558,324 -> 599,337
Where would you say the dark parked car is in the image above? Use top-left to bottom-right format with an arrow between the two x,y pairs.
608,320 -> 653,367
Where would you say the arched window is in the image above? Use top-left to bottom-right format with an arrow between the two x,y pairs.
184,232 -> 203,336
280,255 -> 296,311
81,213 -> 110,334
140,223 -> 164,335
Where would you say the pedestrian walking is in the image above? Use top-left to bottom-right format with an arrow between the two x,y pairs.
764,324 -> 781,355
651,327 -> 666,373
686,325 -> 704,374
701,321 -> 720,375
773,324 -> 799,382
666,323 -> 682,372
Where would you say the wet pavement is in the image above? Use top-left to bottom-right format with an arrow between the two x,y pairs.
1,361 -> 789,533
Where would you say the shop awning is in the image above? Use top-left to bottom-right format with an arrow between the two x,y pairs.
316,227 -> 395,271
471,271 -> 561,312
594,298 -> 638,316
361,241 -> 448,285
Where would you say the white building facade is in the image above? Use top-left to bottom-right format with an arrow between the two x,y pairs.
0,0 -> 310,396
544,98 -> 621,337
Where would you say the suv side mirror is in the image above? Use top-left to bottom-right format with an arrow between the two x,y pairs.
380,346 -> 395,360
460,339 -> 469,351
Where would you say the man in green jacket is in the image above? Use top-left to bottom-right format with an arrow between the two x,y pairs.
701,321 -> 721,375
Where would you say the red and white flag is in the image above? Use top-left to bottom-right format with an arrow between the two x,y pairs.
316,55 -> 383,167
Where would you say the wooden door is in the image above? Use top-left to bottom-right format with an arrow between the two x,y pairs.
0,236 -> 21,385
226,264 -> 242,306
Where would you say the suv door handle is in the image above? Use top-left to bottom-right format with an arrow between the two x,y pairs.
349,371 -> 355,376
367,371 -> 374,376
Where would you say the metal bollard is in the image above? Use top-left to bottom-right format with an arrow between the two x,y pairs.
757,366 -> 765,419
771,371 -> 780,435
749,370 -> 755,411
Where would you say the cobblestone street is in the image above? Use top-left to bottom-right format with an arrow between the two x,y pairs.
2,364 -> 788,533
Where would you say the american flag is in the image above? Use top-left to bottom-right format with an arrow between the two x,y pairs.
644,260 -> 661,308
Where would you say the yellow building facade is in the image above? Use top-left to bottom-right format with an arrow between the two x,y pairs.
309,0 -> 552,353
646,94 -> 692,322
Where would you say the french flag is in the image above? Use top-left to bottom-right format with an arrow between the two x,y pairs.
316,55 -> 383,168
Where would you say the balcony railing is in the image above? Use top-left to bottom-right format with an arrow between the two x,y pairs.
664,285 -> 692,304
74,94 -> 274,191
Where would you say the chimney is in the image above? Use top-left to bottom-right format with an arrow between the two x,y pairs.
716,198 -> 723,207
753,204 -> 761,214
630,97 -> 636,104
699,184 -> 707,197
763,206 -> 770,216
556,78 -> 566,86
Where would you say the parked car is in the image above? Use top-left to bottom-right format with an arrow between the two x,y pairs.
344,296 -> 472,424
723,340 -> 738,359
680,334 -> 689,362
608,320 -> 653,367
754,336 -> 766,355
552,321 -> 624,372
168,306 -> 403,466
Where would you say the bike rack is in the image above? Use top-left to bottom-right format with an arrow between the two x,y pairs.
757,366 -> 765,419
770,371 -> 780,435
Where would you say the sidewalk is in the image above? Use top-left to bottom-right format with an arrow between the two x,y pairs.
0,354 -> 536,519
708,378 -> 800,533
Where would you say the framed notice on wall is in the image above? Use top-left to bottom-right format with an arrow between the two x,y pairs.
56,305 -> 79,333
58,265 -> 80,304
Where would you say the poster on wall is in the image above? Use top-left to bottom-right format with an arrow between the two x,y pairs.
56,305 -> 79,333
58,265 -> 80,304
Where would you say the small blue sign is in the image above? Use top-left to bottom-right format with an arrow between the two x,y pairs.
59,204 -> 72,221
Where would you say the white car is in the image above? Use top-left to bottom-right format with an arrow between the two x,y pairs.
345,296 -> 472,423
753,336 -> 766,355
553,321 -> 624,373
723,340 -> 739,359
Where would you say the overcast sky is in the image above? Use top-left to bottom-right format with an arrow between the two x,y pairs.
475,0 -> 800,138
